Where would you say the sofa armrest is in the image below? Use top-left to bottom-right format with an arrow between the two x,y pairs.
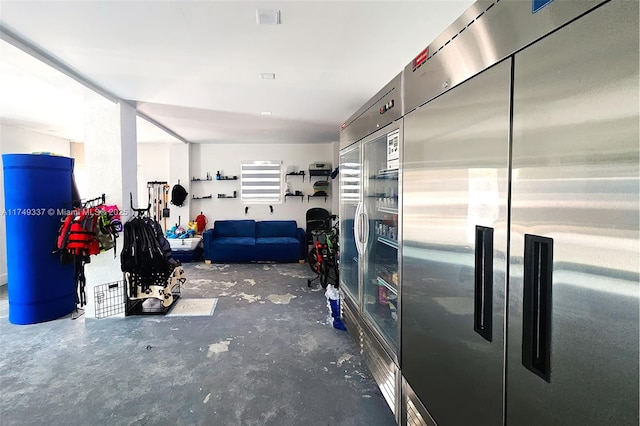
203,229 -> 215,260
296,228 -> 306,260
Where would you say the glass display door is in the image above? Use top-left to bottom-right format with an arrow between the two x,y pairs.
339,144 -> 362,301
362,127 -> 400,354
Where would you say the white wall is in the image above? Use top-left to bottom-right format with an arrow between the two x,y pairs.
0,123 -> 71,285
189,143 -> 335,230
169,143 -> 190,229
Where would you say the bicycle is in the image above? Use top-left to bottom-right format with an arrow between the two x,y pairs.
307,215 -> 339,289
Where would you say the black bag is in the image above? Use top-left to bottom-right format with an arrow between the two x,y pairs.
171,184 -> 188,207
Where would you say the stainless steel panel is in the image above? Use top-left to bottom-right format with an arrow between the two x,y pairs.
343,292 -> 400,422
402,377 -> 436,426
402,59 -> 511,425
342,294 -> 364,352
508,1 -> 639,424
361,318 -> 399,420
340,72 -> 403,150
340,144 -> 362,301
404,0 -> 604,113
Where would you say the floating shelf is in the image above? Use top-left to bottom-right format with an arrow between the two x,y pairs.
191,177 -> 213,182
216,194 -> 237,199
286,172 -> 306,182
192,195 -> 213,200
307,194 -> 329,202
216,176 -> 238,180
284,194 -> 304,203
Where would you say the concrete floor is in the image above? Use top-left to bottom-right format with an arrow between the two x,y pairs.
0,262 -> 396,426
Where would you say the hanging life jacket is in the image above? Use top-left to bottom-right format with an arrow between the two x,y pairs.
56,207 -> 100,259
95,208 -> 121,256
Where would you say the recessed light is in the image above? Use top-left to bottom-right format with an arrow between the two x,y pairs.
261,111 -> 272,116
256,9 -> 280,25
260,73 -> 276,80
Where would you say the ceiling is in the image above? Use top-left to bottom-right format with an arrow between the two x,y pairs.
0,1 -> 474,145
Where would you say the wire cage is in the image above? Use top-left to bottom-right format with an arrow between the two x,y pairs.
94,280 -> 125,319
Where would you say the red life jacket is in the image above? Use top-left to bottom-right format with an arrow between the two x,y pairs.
57,207 -> 100,256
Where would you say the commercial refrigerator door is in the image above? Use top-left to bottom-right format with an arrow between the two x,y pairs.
362,127 -> 401,355
402,59 -> 511,425
339,144 -> 362,303
507,1 -> 639,424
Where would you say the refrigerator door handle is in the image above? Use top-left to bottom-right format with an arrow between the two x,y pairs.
354,202 -> 363,255
362,208 -> 370,247
474,226 -> 494,342
522,234 -> 554,383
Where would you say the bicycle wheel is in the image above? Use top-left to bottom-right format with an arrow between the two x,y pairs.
320,257 -> 330,289
307,247 -> 319,273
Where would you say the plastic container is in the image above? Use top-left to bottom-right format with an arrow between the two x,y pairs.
2,154 -> 76,324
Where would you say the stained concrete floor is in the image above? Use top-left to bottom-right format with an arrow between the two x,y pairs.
0,262 -> 396,426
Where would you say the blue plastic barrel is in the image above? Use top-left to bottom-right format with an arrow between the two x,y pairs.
2,154 -> 76,324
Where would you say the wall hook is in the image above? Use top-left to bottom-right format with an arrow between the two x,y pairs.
245,206 -> 249,215
269,205 -> 274,215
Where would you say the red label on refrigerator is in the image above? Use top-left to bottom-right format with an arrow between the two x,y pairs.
412,47 -> 429,71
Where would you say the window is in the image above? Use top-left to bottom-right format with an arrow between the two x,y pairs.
240,160 -> 283,203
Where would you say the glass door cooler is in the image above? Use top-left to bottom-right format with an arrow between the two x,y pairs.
362,128 -> 400,354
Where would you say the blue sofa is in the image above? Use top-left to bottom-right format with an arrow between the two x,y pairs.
202,220 -> 306,263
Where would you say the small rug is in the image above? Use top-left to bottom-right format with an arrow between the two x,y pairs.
166,298 -> 218,317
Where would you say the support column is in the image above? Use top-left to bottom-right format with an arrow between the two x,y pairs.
83,94 -> 138,318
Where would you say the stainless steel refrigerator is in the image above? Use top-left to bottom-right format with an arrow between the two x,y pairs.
339,0 -> 638,424
401,0 -> 638,425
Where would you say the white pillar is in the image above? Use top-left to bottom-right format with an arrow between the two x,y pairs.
83,94 -> 137,318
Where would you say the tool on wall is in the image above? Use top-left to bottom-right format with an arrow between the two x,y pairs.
147,181 -> 168,230
162,184 -> 170,230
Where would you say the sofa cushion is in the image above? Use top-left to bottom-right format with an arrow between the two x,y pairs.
255,221 -> 297,238
210,237 -> 256,262
214,220 -> 256,238
212,236 -> 255,246
255,236 -> 300,246
255,237 -> 302,261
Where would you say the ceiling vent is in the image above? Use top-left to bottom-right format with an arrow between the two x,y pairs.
256,9 -> 281,25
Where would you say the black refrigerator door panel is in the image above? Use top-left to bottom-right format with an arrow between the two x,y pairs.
402,59 -> 511,425
507,1 -> 639,424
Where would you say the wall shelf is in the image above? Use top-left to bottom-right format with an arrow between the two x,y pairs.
307,194 -> 329,202
285,194 -> 305,203
286,172 -> 306,182
192,195 -> 212,200
216,194 -> 237,199
216,176 -> 238,180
